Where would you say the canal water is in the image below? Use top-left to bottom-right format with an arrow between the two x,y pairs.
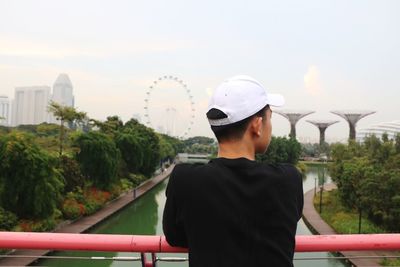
35,164 -> 347,267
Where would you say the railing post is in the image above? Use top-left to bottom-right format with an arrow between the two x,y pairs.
141,252 -> 154,267
152,253 -> 157,267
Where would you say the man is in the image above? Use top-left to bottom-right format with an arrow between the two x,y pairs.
163,75 -> 303,267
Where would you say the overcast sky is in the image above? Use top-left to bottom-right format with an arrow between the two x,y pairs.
1,0 -> 399,141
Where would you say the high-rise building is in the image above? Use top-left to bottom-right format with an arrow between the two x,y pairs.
49,74 -> 74,124
0,95 -> 10,126
52,73 -> 74,107
12,86 -> 51,126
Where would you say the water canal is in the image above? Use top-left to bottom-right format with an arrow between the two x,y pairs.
35,164 -> 348,267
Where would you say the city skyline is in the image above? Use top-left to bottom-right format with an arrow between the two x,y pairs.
1,74 -> 75,127
1,1 -> 399,141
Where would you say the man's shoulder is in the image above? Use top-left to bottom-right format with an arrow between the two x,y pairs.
170,163 -> 208,181
275,163 -> 303,185
262,162 -> 299,175
261,162 -> 302,184
172,162 -> 206,173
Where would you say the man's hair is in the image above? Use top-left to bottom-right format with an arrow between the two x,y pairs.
207,105 -> 269,142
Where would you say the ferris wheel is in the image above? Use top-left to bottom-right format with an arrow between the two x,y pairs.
144,75 -> 195,138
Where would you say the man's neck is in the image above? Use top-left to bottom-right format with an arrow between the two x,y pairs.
217,140 -> 255,161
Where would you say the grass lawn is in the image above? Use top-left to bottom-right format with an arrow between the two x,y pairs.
301,160 -> 328,166
313,189 -> 385,234
313,189 -> 400,266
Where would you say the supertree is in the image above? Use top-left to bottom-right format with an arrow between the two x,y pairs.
274,110 -> 315,139
307,120 -> 339,145
330,110 -> 376,140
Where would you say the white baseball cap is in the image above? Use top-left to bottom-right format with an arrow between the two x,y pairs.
207,75 -> 285,126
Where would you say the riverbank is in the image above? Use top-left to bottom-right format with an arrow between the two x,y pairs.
302,184 -> 398,267
0,164 -> 175,267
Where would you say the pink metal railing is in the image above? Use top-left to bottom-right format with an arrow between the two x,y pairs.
1,232 -> 400,252
1,232 -> 400,266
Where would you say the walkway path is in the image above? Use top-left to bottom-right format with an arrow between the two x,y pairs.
0,164 -> 175,267
302,184 -> 399,267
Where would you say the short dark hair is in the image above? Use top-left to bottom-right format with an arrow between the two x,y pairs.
207,105 -> 269,142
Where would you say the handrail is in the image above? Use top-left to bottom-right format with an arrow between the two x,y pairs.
1,232 -> 400,252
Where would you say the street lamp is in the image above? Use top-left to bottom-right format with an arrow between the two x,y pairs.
314,176 -> 317,196
319,185 -> 323,214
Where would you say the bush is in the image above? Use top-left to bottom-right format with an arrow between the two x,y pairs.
61,187 -> 112,218
62,198 -> 84,220
17,218 -> 57,232
128,173 -> 148,187
110,184 -> 122,199
120,178 -> 134,191
83,187 -> 111,215
0,207 -> 18,230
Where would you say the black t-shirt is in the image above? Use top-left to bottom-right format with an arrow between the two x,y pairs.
163,157 -> 303,267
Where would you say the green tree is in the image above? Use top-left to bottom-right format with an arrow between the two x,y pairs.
0,132 -> 64,219
330,136 -> 400,232
158,134 -> 176,161
115,131 -> 144,174
74,131 -> 119,190
36,123 -> 60,137
161,134 -> 184,154
257,136 -> 301,164
0,207 -> 17,230
48,101 -> 87,156
182,136 -> 216,154
183,136 -> 215,146
395,133 -> 400,154
124,119 -> 160,176
90,116 -> 123,137
60,155 -> 85,193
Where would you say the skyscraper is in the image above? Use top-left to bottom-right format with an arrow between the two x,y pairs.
0,95 -> 10,126
12,86 -> 51,126
52,73 -> 74,107
49,74 -> 75,124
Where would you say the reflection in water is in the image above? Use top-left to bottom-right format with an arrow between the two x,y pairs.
317,166 -> 326,186
294,165 -> 347,267
35,165 -> 348,267
35,182 -> 165,267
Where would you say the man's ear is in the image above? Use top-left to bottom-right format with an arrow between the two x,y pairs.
250,116 -> 263,137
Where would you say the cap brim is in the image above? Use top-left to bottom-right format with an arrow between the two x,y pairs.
267,93 -> 285,107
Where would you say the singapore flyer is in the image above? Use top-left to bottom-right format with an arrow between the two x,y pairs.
144,75 -> 195,139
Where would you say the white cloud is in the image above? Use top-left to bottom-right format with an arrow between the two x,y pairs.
205,87 -> 213,97
304,65 -> 322,96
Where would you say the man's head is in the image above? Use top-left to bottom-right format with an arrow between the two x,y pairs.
206,75 -> 284,153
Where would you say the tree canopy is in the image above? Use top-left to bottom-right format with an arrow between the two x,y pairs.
257,136 -> 301,164
74,131 -> 120,190
48,101 -> 87,156
330,134 -> 400,231
0,132 -> 64,219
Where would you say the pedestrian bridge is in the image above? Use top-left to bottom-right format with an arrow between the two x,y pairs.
1,232 -> 400,266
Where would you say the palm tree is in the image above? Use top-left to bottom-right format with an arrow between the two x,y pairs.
48,101 -> 87,156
